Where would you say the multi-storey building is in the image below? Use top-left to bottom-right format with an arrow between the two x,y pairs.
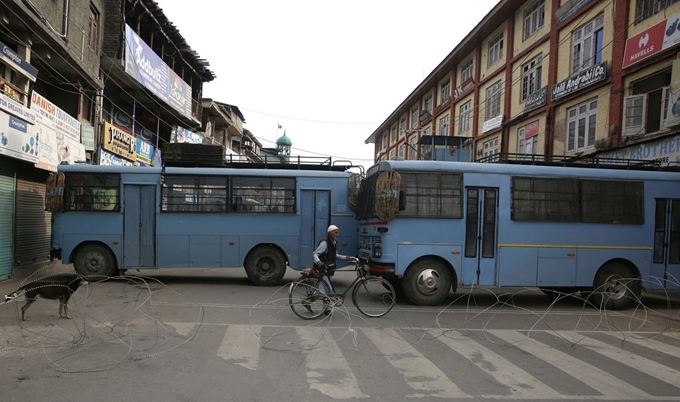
366,0 -> 680,169
0,0 -> 213,279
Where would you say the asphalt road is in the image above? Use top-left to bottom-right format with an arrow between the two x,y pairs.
1,266 -> 679,402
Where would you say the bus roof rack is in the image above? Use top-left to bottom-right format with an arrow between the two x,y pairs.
476,153 -> 680,171
162,143 -> 353,171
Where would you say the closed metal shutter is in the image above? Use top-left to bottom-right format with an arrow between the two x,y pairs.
15,167 -> 50,267
0,157 -> 15,279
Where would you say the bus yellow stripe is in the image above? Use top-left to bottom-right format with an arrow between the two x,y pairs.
498,244 -> 652,250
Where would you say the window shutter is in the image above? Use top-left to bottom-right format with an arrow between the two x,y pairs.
622,95 -> 646,136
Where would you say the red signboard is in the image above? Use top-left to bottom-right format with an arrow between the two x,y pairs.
622,21 -> 666,69
524,121 -> 539,138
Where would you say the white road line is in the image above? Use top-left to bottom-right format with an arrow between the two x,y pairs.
431,329 -> 561,399
559,330 -> 680,389
297,327 -> 367,400
217,324 -> 261,370
362,327 -> 471,399
598,333 -> 680,359
490,330 -> 653,400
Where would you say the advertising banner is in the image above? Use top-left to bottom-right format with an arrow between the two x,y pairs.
35,122 -> 86,171
80,122 -> 95,151
30,91 -> 81,142
124,24 -> 193,119
175,127 -> 204,144
0,41 -> 38,81
99,148 -> 136,166
552,61 -> 607,100
136,138 -> 155,166
124,24 -> 169,103
0,110 -> 39,163
598,134 -> 680,165
623,10 -> 680,69
102,122 -> 136,161
664,59 -> 680,129
0,93 -> 36,124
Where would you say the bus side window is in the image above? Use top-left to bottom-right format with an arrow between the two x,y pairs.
398,190 -> 406,211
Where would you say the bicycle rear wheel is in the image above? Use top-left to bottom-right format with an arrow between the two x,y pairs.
352,276 -> 396,317
289,277 -> 331,319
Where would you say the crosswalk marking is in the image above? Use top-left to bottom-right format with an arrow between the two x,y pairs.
489,330 -> 654,400
296,327 -> 367,400
431,330 -> 561,399
217,324 -> 261,370
362,327 -> 471,399
559,330 -> 680,388
593,332 -> 680,360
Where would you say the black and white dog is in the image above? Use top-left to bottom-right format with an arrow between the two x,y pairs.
4,274 -> 87,321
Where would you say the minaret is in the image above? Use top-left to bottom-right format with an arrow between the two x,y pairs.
276,130 -> 292,161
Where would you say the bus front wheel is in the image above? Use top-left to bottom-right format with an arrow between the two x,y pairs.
591,263 -> 640,310
73,243 -> 117,278
244,246 -> 287,286
403,259 -> 451,306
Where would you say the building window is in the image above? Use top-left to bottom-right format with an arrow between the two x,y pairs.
622,70 -> 672,136
485,81 -> 502,119
408,136 -> 418,160
461,58 -> 474,82
571,14 -> 604,74
518,126 -> 538,156
389,148 -> 396,160
411,107 -> 418,128
460,101 -> 472,133
424,94 -> 433,113
399,144 -> 405,158
521,55 -> 542,102
391,126 -> 397,143
483,138 -> 499,161
439,115 -> 449,136
488,32 -> 504,67
399,118 -> 406,138
440,79 -> 451,104
567,98 -> 598,152
88,4 -> 99,52
381,134 -> 388,151
636,0 -> 680,23
524,0 -> 545,40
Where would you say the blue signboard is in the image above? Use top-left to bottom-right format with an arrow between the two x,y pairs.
136,138 -> 155,166
0,41 -> 38,81
124,24 -> 193,120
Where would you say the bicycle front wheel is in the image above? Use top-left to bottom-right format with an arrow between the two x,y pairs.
352,276 -> 396,317
289,277 -> 331,320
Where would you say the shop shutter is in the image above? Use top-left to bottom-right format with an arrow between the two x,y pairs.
15,167 -> 50,266
0,157 -> 15,279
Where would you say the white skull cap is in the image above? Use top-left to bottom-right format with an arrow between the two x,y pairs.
327,225 -> 339,232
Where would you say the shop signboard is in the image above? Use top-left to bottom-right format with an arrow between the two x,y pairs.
0,110 -> 39,163
102,122 -> 136,161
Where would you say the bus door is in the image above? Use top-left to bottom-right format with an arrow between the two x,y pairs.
123,185 -> 156,268
652,199 -> 680,290
462,187 -> 499,286
300,190 -> 330,267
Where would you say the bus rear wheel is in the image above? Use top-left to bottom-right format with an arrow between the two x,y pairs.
403,258 -> 451,306
73,243 -> 117,279
245,246 -> 287,286
590,263 -> 640,310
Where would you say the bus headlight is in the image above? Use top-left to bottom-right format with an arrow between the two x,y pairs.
373,246 -> 382,258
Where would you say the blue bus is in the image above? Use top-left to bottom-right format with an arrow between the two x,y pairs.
355,159 -> 680,308
47,163 -> 359,285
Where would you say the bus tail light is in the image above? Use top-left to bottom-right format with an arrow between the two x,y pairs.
377,227 -> 388,233
373,246 -> 382,258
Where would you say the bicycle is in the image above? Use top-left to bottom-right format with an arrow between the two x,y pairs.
288,257 -> 396,319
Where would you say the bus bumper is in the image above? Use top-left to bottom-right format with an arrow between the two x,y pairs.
366,261 -> 395,276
